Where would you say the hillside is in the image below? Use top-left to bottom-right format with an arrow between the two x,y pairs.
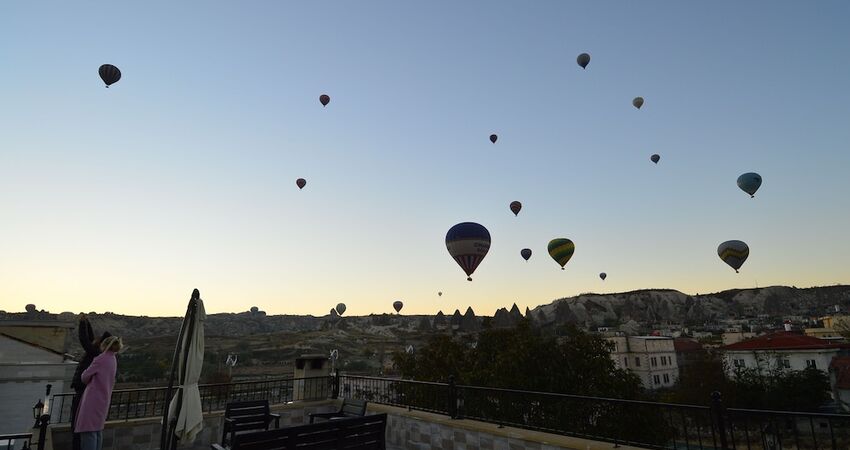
4,284 -> 849,384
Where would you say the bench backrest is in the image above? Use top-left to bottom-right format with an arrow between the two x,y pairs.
225,400 -> 272,432
233,413 -> 387,450
340,398 -> 367,417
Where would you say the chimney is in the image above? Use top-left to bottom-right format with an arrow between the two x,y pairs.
784,320 -> 792,332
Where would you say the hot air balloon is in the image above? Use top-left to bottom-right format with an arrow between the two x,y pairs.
577,53 -> 590,69
737,173 -> 762,198
296,178 -> 306,189
446,222 -> 491,281
633,97 -> 644,109
521,248 -> 532,261
651,154 -> 660,164
547,238 -> 575,270
509,201 -> 522,216
490,134 -> 498,144
393,301 -> 403,313
717,240 -> 749,273
335,303 -> 346,315
438,291 -> 443,297
320,94 -> 330,107
599,272 -> 607,281
98,64 -> 121,87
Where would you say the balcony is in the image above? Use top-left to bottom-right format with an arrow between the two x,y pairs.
29,376 -> 850,450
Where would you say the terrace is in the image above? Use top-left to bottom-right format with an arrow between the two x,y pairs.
7,375 -> 850,450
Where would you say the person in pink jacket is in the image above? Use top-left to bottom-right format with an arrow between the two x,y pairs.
75,336 -> 123,450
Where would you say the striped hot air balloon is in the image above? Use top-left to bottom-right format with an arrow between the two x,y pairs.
718,240 -> 749,273
547,238 -> 575,270
510,201 -> 522,216
446,222 -> 491,281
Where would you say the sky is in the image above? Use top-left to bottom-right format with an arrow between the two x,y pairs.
2,1 -> 850,317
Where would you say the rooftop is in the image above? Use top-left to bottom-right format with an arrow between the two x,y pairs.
723,331 -> 850,351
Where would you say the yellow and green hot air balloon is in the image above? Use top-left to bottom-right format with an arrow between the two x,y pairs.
547,238 -> 575,270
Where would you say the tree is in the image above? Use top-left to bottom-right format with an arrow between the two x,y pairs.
391,322 -> 669,445
668,351 -> 832,411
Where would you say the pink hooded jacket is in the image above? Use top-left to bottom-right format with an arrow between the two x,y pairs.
74,351 -> 117,432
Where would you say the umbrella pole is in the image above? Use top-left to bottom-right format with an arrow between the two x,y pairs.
160,290 -> 199,450
170,299 -> 197,450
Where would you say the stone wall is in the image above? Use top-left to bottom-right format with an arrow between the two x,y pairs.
48,400 -> 337,450
369,404 -> 647,450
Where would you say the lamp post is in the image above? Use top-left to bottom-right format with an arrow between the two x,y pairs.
33,384 -> 52,450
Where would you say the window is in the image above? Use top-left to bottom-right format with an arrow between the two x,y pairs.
733,359 -> 746,368
623,357 -> 628,367
651,357 -> 658,367
635,357 -> 641,367
779,359 -> 791,369
661,356 -> 667,366
806,359 -> 817,369
663,374 -> 670,383
653,375 -> 661,385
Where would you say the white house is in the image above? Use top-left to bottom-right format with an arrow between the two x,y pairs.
0,320 -> 77,434
607,336 -> 678,389
721,331 -> 848,378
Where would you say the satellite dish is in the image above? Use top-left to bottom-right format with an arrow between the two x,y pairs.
225,354 -> 238,367
330,349 -> 339,360
405,345 -> 414,354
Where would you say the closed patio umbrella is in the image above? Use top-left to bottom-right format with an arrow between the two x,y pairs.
161,289 -> 206,449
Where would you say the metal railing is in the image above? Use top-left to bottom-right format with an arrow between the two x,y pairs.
338,375 -> 850,450
48,373 -> 850,449
338,375 -> 451,415
0,433 -> 32,450
50,376 -> 331,423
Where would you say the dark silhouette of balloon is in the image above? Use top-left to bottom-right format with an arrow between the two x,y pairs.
438,291 -> 442,297
490,134 -> 498,144
320,94 -> 330,107
335,303 -> 346,315
577,53 -> 591,69
737,173 -> 762,198
393,301 -> 403,313
599,272 -> 607,281
547,238 -> 575,270
98,64 -> 121,88
446,222 -> 491,281
296,178 -> 306,190
651,154 -> 660,164
521,248 -> 532,261
718,240 -> 749,273
509,201 -> 522,216
633,97 -> 644,109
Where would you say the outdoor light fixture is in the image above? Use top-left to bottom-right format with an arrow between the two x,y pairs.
32,399 -> 44,422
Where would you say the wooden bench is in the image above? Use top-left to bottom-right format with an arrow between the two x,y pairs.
221,400 -> 281,447
309,398 -> 367,423
211,413 -> 387,450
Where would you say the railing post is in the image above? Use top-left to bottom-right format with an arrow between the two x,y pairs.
447,375 -> 457,419
332,372 -> 340,399
711,391 -> 730,450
